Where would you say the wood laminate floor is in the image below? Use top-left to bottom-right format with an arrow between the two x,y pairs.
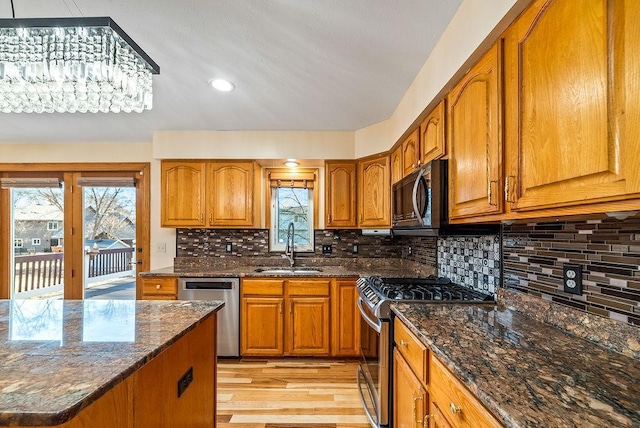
217,359 -> 371,428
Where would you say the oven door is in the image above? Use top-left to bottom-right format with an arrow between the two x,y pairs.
357,297 -> 389,427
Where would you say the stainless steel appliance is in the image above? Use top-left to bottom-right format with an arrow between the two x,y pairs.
392,160 -> 499,236
178,277 -> 240,357
356,276 -> 494,428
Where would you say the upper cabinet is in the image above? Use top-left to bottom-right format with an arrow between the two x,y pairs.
161,160 -> 259,228
420,100 -> 446,164
503,0 -> 640,212
391,145 -> 403,185
161,161 -> 206,227
358,155 -> 391,228
447,43 -> 503,220
325,161 -> 358,228
401,128 -> 420,177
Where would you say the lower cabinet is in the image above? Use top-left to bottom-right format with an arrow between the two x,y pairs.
140,276 -> 177,300
241,277 -> 358,357
394,318 -> 502,428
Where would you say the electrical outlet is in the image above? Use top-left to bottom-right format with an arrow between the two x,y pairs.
407,246 -> 413,256
352,244 -> 358,254
156,242 -> 166,253
563,264 -> 583,295
322,244 -> 332,254
225,243 -> 232,253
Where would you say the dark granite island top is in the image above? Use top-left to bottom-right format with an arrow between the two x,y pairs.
392,303 -> 640,428
0,299 -> 224,426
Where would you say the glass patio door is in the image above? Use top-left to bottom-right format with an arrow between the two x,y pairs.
80,177 -> 137,300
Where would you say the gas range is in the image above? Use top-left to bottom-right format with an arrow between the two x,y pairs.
356,275 -> 494,319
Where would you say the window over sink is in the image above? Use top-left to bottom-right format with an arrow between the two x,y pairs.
267,168 -> 318,252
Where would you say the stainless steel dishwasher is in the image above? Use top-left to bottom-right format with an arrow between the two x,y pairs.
178,277 -> 239,357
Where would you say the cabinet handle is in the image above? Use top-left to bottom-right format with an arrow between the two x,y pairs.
422,414 -> 433,428
400,340 -> 408,347
328,214 -> 332,223
359,213 -> 363,223
279,303 -> 282,314
505,175 -> 515,203
200,213 -> 204,223
488,180 -> 498,206
209,213 -> 213,225
413,396 -> 424,424
155,284 -> 161,290
450,402 -> 462,415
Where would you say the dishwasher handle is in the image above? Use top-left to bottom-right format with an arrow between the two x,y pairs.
184,281 -> 235,290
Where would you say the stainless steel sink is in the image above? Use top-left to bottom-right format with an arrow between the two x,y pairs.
254,267 -> 323,274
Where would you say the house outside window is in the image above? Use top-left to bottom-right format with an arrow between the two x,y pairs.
32,238 -> 41,246
267,169 -> 317,252
47,221 -> 59,231
14,239 -> 23,248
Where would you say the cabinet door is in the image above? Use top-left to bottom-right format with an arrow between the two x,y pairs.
394,349 -> 428,428
161,161 -> 206,227
206,162 -> 256,227
241,297 -> 284,356
503,0 -> 640,211
325,161 -> 357,228
402,128 -> 421,177
331,278 -> 360,357
420,100 -> 446,164
391,145 -> 403,185
286,297 -> 330,355
447,43 -> 503,220
358,156 -> 391,228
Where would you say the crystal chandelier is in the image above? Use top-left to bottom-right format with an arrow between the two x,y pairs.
0,17 -> 160,113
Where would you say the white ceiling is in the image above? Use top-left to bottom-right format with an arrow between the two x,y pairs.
0,0 -> 463,143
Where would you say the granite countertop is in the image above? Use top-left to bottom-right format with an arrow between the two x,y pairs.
392,303 -> 640,428
139,257 -> 432,279
0,299 -> 224,426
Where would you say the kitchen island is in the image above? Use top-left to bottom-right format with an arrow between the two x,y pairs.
0,299 -> 223,427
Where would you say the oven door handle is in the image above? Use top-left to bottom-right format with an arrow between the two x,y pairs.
357,365 -> 379,428
357,297 -> 382,334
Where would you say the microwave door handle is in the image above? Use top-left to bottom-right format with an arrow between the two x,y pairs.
412,172 -> 427,226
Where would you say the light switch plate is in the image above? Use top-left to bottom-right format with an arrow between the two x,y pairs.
563,264 -> 582,295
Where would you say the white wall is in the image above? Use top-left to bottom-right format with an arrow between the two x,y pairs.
0,142 -> 175,270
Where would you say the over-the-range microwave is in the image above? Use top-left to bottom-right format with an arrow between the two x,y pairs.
392,159 -> 499,236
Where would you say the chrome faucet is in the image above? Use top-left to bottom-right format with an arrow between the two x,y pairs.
284,222 -> 295,267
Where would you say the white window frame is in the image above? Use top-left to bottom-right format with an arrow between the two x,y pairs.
14,239 -> 23,248
32,238 -> 41,246
270,187 -> 314,252
47,221 -> 59,231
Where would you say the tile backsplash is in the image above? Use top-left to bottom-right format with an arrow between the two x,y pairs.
176,228 -> 401,259
503,217 -> 640,326
438,235 -> 502,294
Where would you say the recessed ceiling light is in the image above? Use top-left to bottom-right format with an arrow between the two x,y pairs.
209,78 -> 235,92
284,160 -> 299,168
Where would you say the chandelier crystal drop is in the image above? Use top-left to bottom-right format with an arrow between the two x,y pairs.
0,17 -> 160,114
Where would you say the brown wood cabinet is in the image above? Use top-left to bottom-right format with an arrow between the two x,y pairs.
447,43 -> 503,220
161,161 -> 206,227
330,278 -> 360,357
325,161 -> 358,228
420,100 -> 446,164
394,348 -> 428,428
161,160 -> 259,228
241,278 -> 331,357
140,276 -> 177,300
394,318 -> 501,428
391,144 -> 403,185
402,128 -> 421,177
358,155 -> 391,228
503,0 -> 640,212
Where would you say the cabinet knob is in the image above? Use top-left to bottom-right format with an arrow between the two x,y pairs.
156,284 -> 161,290
400,340 -> 409,347
450,402 -> 462,415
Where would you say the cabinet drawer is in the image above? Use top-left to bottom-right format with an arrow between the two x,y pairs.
287,279 -> 330,296
242,279 -> 285,296
394,319 -> 428,384
141,277 -> 177,296
430,355 -> 501,428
